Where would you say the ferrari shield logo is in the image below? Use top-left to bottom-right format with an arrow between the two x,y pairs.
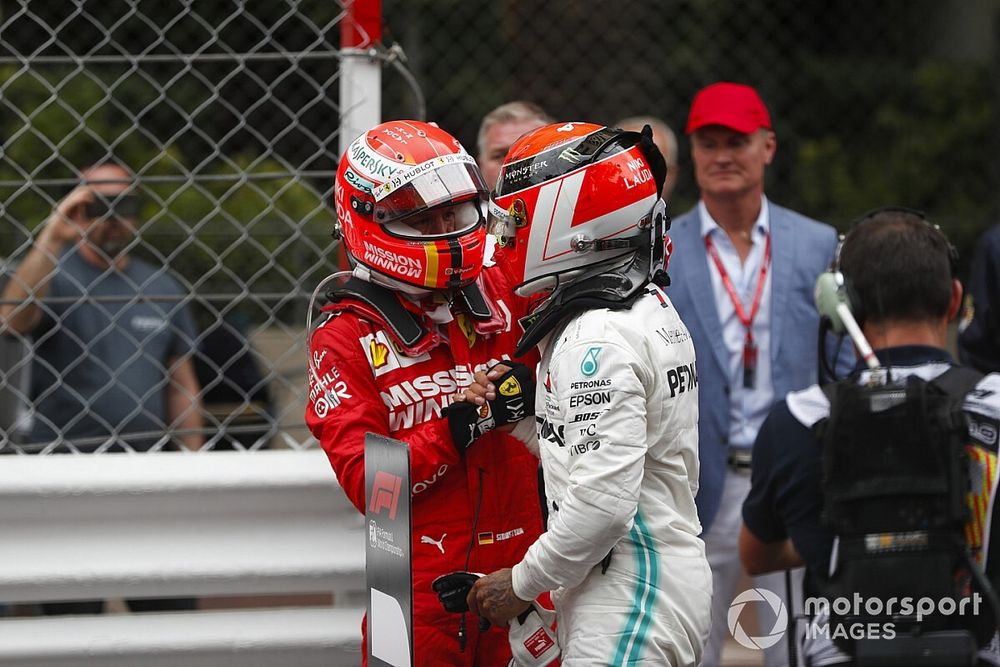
457,314 -> 476,348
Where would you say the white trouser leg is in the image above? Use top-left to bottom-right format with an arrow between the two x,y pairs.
699,469 -> 751,667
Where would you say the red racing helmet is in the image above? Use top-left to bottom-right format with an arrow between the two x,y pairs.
488,122 -> 667,296
335,120 -> 489,291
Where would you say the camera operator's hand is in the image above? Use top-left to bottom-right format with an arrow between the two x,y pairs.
37,186 -> 95,252
0,186 -> 99,335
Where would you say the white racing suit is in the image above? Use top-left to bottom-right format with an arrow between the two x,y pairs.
511,285 -> 713,666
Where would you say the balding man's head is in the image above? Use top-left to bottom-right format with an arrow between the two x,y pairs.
477,101 -> 554,191
81,162 -> 132,196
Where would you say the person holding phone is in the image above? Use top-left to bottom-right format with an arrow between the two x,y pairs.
0,160 -> 204,456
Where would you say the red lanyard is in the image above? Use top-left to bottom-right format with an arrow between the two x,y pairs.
705,231 -> 772,389
704,231 -> 771,335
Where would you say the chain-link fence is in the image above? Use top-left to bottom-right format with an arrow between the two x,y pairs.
380,0 -> 1000,257
0,2 -> 365,453
2,1 -> 999,454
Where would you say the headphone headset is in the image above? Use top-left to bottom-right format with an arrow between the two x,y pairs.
814,206 -> 957,335
814,206 -> 958,378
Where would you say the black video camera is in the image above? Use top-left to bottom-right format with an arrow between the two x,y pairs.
84,192 -> 140,221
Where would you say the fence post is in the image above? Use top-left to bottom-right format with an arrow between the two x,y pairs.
339,0 -> 383,154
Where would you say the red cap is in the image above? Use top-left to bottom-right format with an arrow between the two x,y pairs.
686,82 -> 772,135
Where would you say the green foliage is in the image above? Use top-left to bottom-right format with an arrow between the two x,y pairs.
0,65 -> 337,325
792,59 -> 994,265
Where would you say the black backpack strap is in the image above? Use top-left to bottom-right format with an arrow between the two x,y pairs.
927,365 -> 984,402
815,370 -> 865,441
929,366 -> 984,431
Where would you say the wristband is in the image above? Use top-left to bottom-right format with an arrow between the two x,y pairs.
444,400 -> 496,451
488,362 -> 536,425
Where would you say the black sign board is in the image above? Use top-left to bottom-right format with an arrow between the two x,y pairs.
365,433 -> 413,667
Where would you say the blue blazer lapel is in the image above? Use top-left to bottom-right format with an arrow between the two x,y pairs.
769,202 -> 795,363
675,213 -> 729,375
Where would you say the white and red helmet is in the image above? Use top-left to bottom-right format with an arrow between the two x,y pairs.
335,120 -> 489,291
488,122 -> 668,296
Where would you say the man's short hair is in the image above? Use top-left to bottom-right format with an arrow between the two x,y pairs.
615,115 -> 678,167
476,101 -> 554,157
840,208 -> 954,324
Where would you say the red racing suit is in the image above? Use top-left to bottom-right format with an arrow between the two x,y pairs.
305,266 -> 543,666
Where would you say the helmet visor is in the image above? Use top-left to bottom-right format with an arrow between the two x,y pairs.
384,200 -> 483,240
373,156 -> 487,226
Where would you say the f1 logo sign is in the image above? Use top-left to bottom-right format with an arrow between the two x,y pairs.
369,471 -> 403,520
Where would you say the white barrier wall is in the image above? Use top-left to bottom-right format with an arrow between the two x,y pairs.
0,449 -> 365,666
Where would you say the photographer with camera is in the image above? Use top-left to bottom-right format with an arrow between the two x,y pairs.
0,161 -> 203,456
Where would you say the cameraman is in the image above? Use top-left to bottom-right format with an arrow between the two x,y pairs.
739,208 -> 1000,665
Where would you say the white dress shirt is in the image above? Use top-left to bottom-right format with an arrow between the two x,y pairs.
698,196 -> 774,449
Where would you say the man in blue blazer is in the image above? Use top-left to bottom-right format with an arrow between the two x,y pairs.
666,82 -> 845,667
